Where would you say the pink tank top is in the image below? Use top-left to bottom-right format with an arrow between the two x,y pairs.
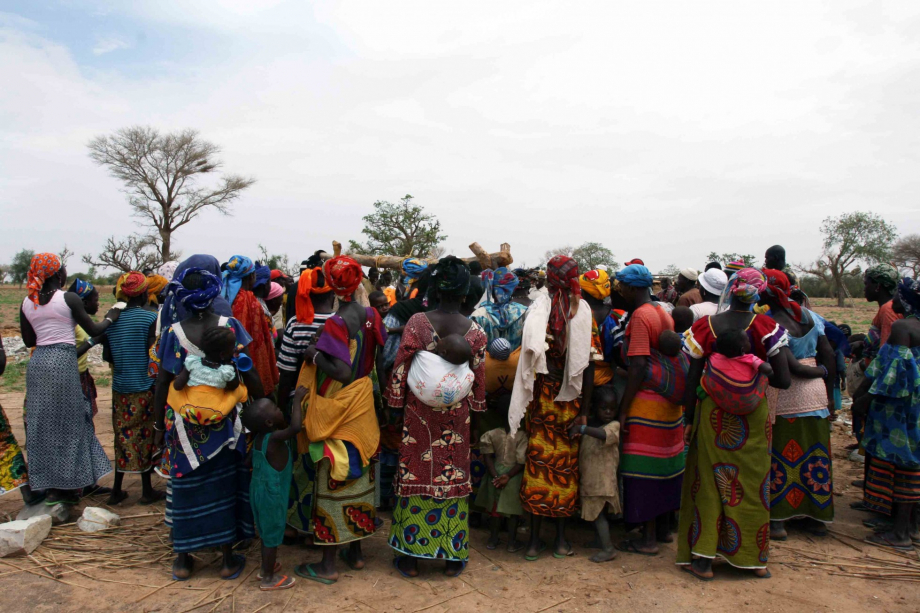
22,291 -> 76,346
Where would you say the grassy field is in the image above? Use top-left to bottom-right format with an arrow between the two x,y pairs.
0,284 -> 115,336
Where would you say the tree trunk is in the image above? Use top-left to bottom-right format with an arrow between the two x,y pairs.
832,272 -> 846,307
160,230 -> 171,264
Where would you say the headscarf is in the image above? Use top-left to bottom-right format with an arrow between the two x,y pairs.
898,277 -> 920,317
146,274 -> 169,305
71,278 -> 95,300
866,263 -> 899,293
267,282 -> 284,300
296,267 -> 334,324
174,267 -> 223,313
514,268 -> 533,293
159,254 -> 233,333
547,255 -> 581,347
762,268 -> 802,322
722,268 -> 767,306
158,260 -> 180,281
724,260 -> 745,275
401,258 -> 429,285
579,269 -> 611,300
323,256 -> 363,301
26,253 -> 62,306
429,256 -> 471,298
116,271 -> 149,301
390,269 -> 433,323
252,264 -> 271,289
615,264 -> 654,288
270,269 -> 285,281
221,255 -> 255,305
481,268 -> 519,305
624,258 -> 645,267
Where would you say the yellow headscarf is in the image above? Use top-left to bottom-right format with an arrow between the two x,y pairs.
146,274 -> 169,305
579,269 -> 611,300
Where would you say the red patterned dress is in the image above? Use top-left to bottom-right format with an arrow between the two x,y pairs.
232,289 -> 279,394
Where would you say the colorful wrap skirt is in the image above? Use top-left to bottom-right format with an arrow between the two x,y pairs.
112,388 -> 156,473
0,402 -> 27,495
311,459 -> 377,545
388,495 -> 470,561
865,456 -> 920,516
770,415 -> 834,523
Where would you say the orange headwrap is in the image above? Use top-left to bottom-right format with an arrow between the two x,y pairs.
117,271 -> 149,301
26,253 -> 62,307
146,274 -> 169,305
296,267 -> 333,324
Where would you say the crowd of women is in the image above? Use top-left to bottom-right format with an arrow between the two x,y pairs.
0,243 -> 918,588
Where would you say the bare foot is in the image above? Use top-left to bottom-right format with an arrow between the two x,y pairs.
589,549 -> 617,563
769,521 -> 787,541
106,490 -> 129,506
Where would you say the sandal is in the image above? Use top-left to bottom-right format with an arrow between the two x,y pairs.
392,557 -> 417,579
444,561 -> 467,578
680,565 -> 714,582
257,561 -> 282,580
171,558 -> 194,582
525,541 -> 547,562
865,533 -> 914,552
552,545 -> 574,559
260,574 -> 295,591
614,540 -> 658,557
294,563 -> 337,585
221,555 -> 247,580
338,549 -> 364,571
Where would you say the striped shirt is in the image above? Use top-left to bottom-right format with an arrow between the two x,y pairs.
106,308 -> 157,393
277,313 -> 332,372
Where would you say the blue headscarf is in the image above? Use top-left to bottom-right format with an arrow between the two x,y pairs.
898,277 -> 920,317
221,255 -> 255,305
615,264 -> 653,288
252,264 -> 271,289
480,268 -> 521,330
159,254 -> 233,334
402,258 -> 429,285
72,278 -> 95,300
175,268 -> 223,312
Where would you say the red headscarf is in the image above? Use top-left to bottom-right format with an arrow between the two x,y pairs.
762,268 -> 802,322
117,271 -> 149,300
26,253 -> 62,307
296,267 -> 333,324
323,256 -> 363,302
547,255 -> 581,348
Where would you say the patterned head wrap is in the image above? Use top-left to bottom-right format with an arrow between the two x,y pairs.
252,264 -> 271,289
723,268 -> 766,305
26,253 -> 62,306
159,255 -> 232,334
116,271 -> 149,301
430,256 -> 471,298
579,269 -> 612,300
158,260 -> 180,281
174,267 -> 223,313
267,282 -> 284,300
547,255 -> 581,348
897,277 -> 920,317
762,268 -> 802,322
71,278 -> 96,300
724,260 -> 745,274
402,258 -> 429,285
323,256 -> 363,301
221,255 -> 255,305
146,274 -> 169,305
615,264 -> 653,288
481,268 -> 519,306
866,263 -> 899,293
296,267 -> 333,324
488,338 -> 512,361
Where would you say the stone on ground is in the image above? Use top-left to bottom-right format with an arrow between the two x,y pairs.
77,506 -> 121,533
17,501 -> 70,525
0,515 -> 52,557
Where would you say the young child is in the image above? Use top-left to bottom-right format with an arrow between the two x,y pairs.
241,387 -> 308,591
174,327 -> 241,392
714,329 -> 773,377
436,333 -> 473,365
474,395 -> 527,552
658,329 -> 683,357
671,306 -> 694,334
368,290 -> 391,319
568,385 -> 621,563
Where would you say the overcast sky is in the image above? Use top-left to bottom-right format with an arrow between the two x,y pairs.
2,1 -> 920,274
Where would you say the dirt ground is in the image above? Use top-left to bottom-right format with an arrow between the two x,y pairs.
0,289 -> 917,612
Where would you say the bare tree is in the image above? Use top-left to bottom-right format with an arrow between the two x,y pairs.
82,234 -> 163,273
58,244 -> 74,267
427,245 -> 447,260
0,265 -> 9,284
88,126 -> 256,261
893,234 -> 920,278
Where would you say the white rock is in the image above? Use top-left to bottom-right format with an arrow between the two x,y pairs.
0,515 -> 52,557
77,507 -> 121,533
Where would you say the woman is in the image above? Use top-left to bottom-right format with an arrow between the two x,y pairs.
396,258 -> 429,302
153,267 -> 259,580
509,255 -> 593,561
0,335 -> 28,496
290,256 -> 385,584
579,269 -> 627,387
613,263 -> 685,555
19,253 -> 118,505
382,269 -> 433,372
471,268 -> 528,350
388,256 -> 487,578
678,268 -> 792,580
761,269 -> 837,540
224,255 -> 278,396
146,274 -> 169,306
857,279 -> 920,550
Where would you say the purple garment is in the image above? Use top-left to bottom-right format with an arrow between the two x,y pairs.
623,474 -> 682,524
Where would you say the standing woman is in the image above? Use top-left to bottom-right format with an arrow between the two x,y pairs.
224,255 -> 278,397
292,256 -> 387,584
614,264 -> 685,555
579,268 -> 624,387
471,268 -> 529,401
382,268 -> 433,372
509,255 -> 593,561
677,269 -> 791,580
761,269 -> 837,540
388,256 -> 487,578
19,253 -> 117,505
0,335 -> 28,496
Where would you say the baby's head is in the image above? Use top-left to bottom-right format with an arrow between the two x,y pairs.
201,326 -> 237,364
592,385 -> 620,425
715,329 -> 751,359
241,397 -> 286,434
659,330 -> 683,357
436,334 -> 472,365
488,338 -> 512,361
671,306 -> 694,334
369,290 -> 390,317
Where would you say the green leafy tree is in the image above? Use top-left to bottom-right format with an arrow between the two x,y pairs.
798,211 -> 897,307
9,249 -> 35,287
705,252 -> 757,268
348,195 -> 446,257
543,242 -> 618,271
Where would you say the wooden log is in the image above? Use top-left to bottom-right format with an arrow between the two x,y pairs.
331,243 -> 513,271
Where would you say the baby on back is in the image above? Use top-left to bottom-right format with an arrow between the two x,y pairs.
435,333 -> 473,365
714,329 -> 773,377
174,327 -> 241,391
407,333 -> 475,408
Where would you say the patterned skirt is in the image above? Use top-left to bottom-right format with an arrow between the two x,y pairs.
25,343 -> 111,490
112,389 -> 156,473
311,459 -> 377,545
677,395 -> 771,569
520,374 -> 580,518
770,416 -> 834,523
80,370 -> 97,418
287,450 -> 316,533
0,402 -> 27,496
864,456 -> 920,516
388,495 -> 469,561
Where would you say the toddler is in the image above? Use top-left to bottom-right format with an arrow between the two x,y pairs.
436,333 -> 473,365
671,306 -> 694,334
658,330 -> 683,358
241,387 -> 308,591
714,329 -> 773,377
174,327 -> 241,392
568,385 -> 621,563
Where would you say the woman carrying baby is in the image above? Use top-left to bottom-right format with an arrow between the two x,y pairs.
388,256 -> 487,579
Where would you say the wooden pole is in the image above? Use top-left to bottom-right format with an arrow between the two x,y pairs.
332,242 -> 513,271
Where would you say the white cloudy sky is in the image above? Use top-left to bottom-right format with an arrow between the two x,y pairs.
2,1 -> 920,273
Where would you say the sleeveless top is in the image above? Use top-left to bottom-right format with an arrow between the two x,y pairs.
22,291 -> 75,346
